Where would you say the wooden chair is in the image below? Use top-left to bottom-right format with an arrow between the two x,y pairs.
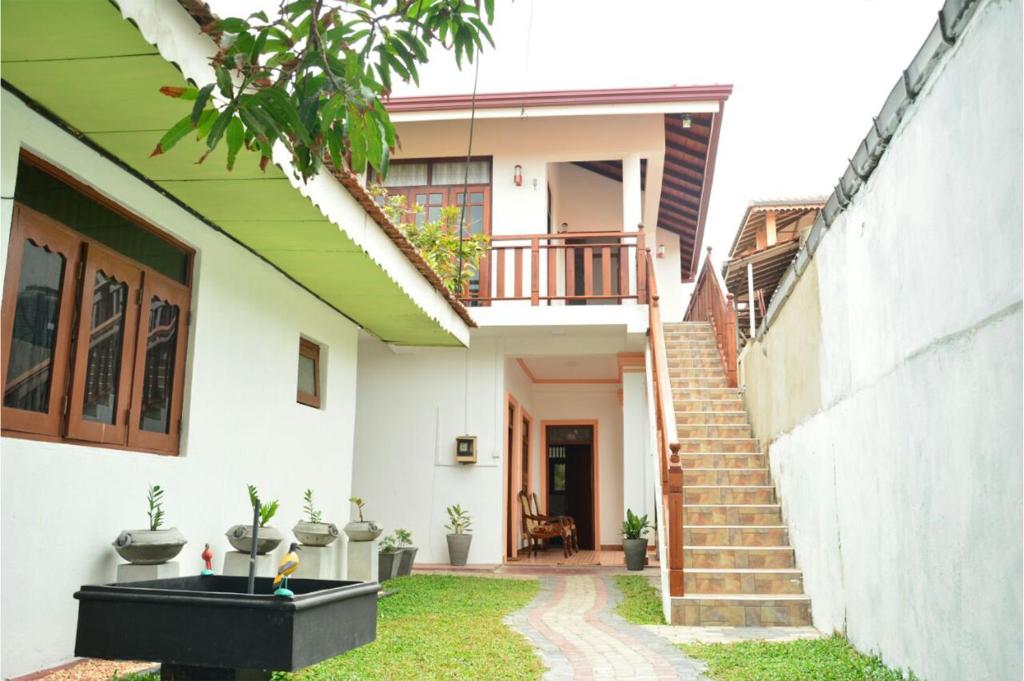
518,490 -> 571,558
531,492 -> 579,553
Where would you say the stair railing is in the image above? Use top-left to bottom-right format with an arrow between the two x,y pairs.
642,247 -> 685,597
683,247 -> 738,388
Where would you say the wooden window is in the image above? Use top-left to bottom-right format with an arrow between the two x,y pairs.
1,153 -> 192,454
297,338 -> 321,408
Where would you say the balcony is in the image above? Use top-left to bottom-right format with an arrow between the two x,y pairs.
459,228 -> 651,310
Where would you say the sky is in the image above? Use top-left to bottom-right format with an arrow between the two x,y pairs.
212,0 -> 941,267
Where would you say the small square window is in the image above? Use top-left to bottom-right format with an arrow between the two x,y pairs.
297,338 -> 321,408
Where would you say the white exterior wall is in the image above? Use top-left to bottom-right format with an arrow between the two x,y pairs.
740,2 -> 1022,679
0,93 -> 362,679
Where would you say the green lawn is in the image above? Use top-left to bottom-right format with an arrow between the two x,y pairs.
283,575 -> 541,681
681,635 -> 918,681
612,575 -> 665,625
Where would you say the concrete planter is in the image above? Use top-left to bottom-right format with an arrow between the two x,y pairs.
396,547 -> 418,576
446,534 -> 472,566
343,521 -> 383,542
293,521 -> 340,547
623,538 -> 648,571
226,524 -> 283,555
113,528 -> 187,565
378,550 -> 401,582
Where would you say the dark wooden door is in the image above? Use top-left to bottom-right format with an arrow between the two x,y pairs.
547,442 -> 595,550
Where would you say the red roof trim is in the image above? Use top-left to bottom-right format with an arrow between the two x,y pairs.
386,85 -> 733,113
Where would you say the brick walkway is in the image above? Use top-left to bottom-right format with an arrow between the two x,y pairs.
506,575 -> 705,680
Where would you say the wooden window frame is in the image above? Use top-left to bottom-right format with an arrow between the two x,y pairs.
297,338 -> 321,408
1,153 -> 193,455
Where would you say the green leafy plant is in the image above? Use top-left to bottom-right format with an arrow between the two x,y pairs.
445,504 -> 472,534
621,509 -> 651,540
380,532 -> 399,553
154,1 -> 495,182
247,484 -> 280,527
146,484 -> 165,531
349,496 -> 366,522
394,528 -> 413,547
373,187 -> 490,293
303,488 -> 323,523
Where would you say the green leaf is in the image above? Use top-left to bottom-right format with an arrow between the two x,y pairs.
225,116 -> 244,170
257,88 -> 312,146
364,112 -> 383,172
191,83 -> 215,126
206,105 -> 237,151
347,106 -> 366,173
215,67 -> 233,100
217,17 -> 249,34
151,114 -> 193,157
484,0 -> 494,24
251,28 -> 269,64
194,108 -> 219,140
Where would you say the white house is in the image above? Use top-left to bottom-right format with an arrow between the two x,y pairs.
0,1 -> 471,677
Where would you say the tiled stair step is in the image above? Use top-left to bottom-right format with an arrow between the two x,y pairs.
685,546 -> 796,569
685,504 -> 782,526
675,399 -> 746,413
678,424 -> 753,439
673,387 -> 742,401
664,338 -> 720,348
670,594 -> 812,626
684,525 -> 789,547
680,453 -> 767,469
678,437 -> 759,453
663,330 -> 717,339
684,464 -> 770,485
685,485 -> 776,504
685,568 -> 804,595
666,352 -> 724,364
667,357 -> 726,369
676,410 -> 749,426
670,376 -> 729,388
665,346 -> 722,356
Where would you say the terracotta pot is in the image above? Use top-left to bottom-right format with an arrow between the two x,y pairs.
113,528 -> 187,565
343,521 -> 382,542
225,524 -> 283,555
293,521 -> 340,547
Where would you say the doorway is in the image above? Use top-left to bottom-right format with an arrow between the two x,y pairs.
543,423 -> 598,550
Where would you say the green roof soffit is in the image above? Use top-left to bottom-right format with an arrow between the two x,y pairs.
0,0 -> 465,347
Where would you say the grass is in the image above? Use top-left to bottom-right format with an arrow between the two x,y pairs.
681,634 -> 918,681
282,575 -> 541,681
612,575 -> 665,625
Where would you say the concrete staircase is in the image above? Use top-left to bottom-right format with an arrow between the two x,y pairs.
663,321 -> 812,627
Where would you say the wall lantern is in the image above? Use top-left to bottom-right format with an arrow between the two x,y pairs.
657,243 -> 667,258
513,165 -> 523,186
681,115 -> 692,129
455,435 -> 478,464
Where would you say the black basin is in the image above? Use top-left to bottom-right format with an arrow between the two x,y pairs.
74,576 -> 379,674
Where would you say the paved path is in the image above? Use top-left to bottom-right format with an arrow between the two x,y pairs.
506,575 -> 705,680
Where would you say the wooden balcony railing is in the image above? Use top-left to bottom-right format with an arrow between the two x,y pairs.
642,248 -> 686,597
460,227 -> 648,305
684,248 -> 738,387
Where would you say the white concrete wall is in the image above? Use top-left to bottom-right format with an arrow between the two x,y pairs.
740,2 -> 1023,679
0,94 -> 362,678
549,162 -> 624,232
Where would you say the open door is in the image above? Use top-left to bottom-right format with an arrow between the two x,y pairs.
544,423 -> 597,550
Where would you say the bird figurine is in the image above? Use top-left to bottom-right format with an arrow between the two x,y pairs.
200,543 -> 214,576
273,542 -> 301,598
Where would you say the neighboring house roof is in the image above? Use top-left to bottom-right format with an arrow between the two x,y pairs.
722,198 -> 825,334
0,0 -> 473,346
385,85 -> 733,282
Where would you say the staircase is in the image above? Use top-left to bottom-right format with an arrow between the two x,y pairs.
662,321 -> 812,627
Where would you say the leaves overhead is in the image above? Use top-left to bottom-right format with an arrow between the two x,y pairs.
154,0 -> 495,182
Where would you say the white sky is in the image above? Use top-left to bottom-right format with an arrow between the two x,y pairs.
212,0 -> 940,263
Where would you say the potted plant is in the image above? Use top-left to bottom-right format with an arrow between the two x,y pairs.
292,489 -> 340,547
113,484 -> 187,565
344,496 -> 382,541
394,528 -> 417,576
445,505 -> 472,566
621,508 -> 652,571
377,533 -> 401,582
226,485 -> 283,555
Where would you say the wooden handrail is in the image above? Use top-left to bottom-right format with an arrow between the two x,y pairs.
643,247 -> 685,597
487,230 -> 640,242
684,248 -> 738,387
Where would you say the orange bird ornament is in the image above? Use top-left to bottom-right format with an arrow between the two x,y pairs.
273,543 -> 301,597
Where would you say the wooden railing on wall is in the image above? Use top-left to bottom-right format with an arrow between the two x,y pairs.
642,248 -> 686,597
460,227 -> 647,305
684,248 -> 738,388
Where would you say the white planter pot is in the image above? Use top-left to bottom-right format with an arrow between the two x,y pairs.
343,521 -> 382,542
226,524 -> 283,555
293,521 -> 340,547
112,528 -> 187,565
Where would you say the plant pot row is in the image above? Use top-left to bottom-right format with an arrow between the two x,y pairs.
378,546 -> 419,582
